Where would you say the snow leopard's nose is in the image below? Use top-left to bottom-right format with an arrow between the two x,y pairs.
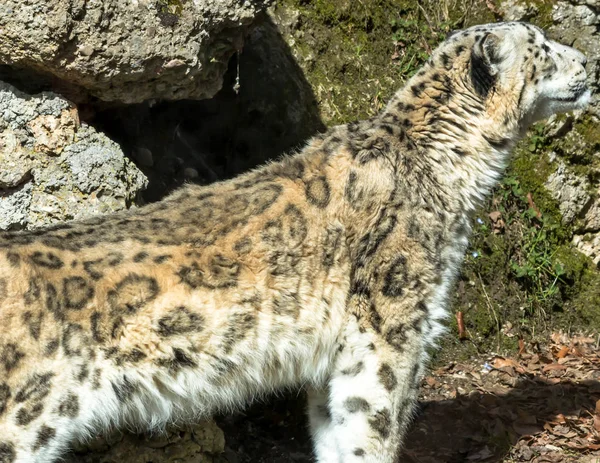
573,51 -> 588,67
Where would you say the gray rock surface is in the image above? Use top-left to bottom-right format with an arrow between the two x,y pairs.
544,160 -> 592,224
581,191 -> 600,232
0,183 -> 33,231
0,81 -> 147,230
574,185 -> 600,264
573,233 -> 600,265
500,0 -> 541,21
549,1 -> 600,106
0,0 -> 273,103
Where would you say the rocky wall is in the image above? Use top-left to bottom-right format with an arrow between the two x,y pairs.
0,0 -> 273,103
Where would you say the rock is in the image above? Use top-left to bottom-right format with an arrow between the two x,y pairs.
548,1 -> 600,108
67,421 -> 227,463
573,233 -> 600,265
500,0 -> 540,21
0,0 -> 273,103
63,127 -> 135,195
28,108 -> 79,154
134,147 -> 154,167
572,184 -> 600,264
0,80 -> 147,230
0,131 -> 33,188
581,192 -> 600,232
544,160 -> 592,225
184,167 -> 200,180
0,182 -> 33,231
240,12 -> 325,148
88,12 -> 324,202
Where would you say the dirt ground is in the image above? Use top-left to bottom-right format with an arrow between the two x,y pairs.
217,333 -> 600,463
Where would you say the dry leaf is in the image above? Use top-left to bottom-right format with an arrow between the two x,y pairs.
466,446 -> 494,460
594,414 -> 600,433
456,311 -> 468,340
513,422 -> 543,436
491,357 -> 525,374
594,400 -> 600,433
571,345 -> 585,357
542,363 -> 567,373
556,345 -> 570,359
425,376 -> 439,388
518,338 -> 526,356
526,192 -> 542,219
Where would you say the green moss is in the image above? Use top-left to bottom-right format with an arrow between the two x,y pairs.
464,0 -> 500,25
276,0 -> 479,124
563,117 -> 600,168
438,126 -> 600,363
573,269 -> 600,326
510,143 -> 568,238
156,0 -> 187,16
536,114 -> 600,186
575,116 -> 600,147
528,0 -> 555,29
553,244 -> 600,326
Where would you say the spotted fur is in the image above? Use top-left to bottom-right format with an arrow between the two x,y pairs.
0,22 -> 589,463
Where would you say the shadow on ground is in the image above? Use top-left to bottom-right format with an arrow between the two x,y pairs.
217,375 -> 600,463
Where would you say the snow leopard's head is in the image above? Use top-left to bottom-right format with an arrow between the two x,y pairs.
449,21 -> 590,128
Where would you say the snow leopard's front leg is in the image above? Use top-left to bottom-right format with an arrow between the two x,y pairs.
307,205 -> 439,462
308,312 -> 425,463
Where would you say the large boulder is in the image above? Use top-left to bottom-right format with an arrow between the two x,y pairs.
0,0 -> 273,103
0,81 -> 147,230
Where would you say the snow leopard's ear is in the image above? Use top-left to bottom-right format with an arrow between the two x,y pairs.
470,32 -> 502,98
445,29 -> 459,40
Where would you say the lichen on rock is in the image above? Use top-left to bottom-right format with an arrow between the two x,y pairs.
0,81 -> 147,230
545,159 -> 592,225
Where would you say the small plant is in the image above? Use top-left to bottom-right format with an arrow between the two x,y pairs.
527,123 -> 549,153
156,0 -> 186,16
496,174 -> 567,311
390,16 -> 451,78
